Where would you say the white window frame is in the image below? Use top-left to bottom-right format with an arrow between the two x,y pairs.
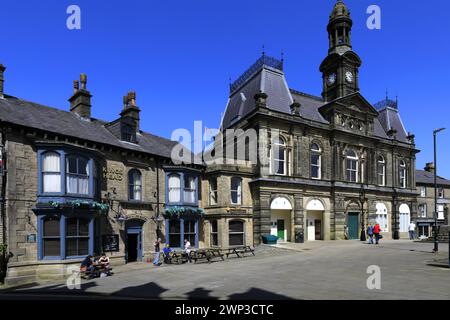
42,152 -> 61,193
377,155 -> 386,186
437,205 -> 445,220
399,160 -> 407,188
438,187 -> 444,199
271,136 -> 287,176
420,186 -> 426,197
346,150 -> 358,183
310,143 -> 321,180
168,174 -> 181,203
209,178 -> 218,206
418,204 -> 427,218
230,177 -> 242,205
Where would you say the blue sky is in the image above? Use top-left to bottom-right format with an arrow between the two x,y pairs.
1,0 -> 449,177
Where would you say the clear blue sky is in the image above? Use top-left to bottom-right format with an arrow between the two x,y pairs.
1,0 -> 449,177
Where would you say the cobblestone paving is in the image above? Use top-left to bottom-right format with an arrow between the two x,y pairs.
1,240 -> 449,300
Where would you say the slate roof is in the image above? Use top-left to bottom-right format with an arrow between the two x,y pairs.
416,170 -> 450,186
0,94 -> 183,160
221,55 -> 412,144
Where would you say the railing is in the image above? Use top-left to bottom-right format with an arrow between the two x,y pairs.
230,55 -> 283,94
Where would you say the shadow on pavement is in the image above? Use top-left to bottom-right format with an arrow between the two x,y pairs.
228,288 -> 295,300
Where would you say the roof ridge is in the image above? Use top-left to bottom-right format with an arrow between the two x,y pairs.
289,89 -> 323,101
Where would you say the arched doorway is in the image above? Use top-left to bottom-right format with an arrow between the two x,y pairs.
125,219 -> 144,263
346,201 -> 361,240
306,199 -> 325,241
399,204 -> 410,234
270,197 -> 292,242
375,203 -> 389,233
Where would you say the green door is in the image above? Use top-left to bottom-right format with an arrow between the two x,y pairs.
277,219 -> 285,240
347,213 -> 359,240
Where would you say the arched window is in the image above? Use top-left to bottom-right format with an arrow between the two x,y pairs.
42,216 -> 61,257
168,174 -> 181,203
399,160 -> 407,188
128,169 -> 142,201
230,177 -> 242,205
377,155 -> 386,186
229,220 -> 244,246
310,143 -> 321,179
42,152 -> 61,193
211,220 -> 218,246
346,149 -> 358,182
184,175 -> 196,203
66,217 -> 90,257
271,136 -> 287,175
66,155 -> 89,195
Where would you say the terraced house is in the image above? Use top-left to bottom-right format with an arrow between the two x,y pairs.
204,0 -> 419,246
0,70 -> 203,285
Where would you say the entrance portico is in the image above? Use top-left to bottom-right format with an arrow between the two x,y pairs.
270,197 -> 293,242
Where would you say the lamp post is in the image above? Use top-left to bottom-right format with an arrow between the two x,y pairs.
360,185 -> 366,241
433,127 -> 446,253
393,189 -> 399,240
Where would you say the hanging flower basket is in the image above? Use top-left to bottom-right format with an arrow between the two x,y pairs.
47,200 -> 109,214
164,206 -> 205,219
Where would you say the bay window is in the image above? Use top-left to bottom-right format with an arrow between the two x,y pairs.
231,177 -> 242,205
66,155 -> 89,195
66,217 -> 90,257
42,217 -> 61,257
184,175 -> 196,203
168,174 -> 181,203
229,220 -> 244,246
209,178 -> 218,205
42,152 -> 61,193
168,220 -> 181,248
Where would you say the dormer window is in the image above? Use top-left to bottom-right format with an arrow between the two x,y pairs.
121,122 -> 136,143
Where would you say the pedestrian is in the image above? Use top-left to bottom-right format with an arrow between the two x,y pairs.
163,244 -> 173,264
153,238 -> 161,266
408,221 -> 416,240
373,223 -> 381,244
184,239 -> 192,263
344,224 -> 349,240
367,224 -> 374,244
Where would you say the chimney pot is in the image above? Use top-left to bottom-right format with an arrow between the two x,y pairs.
80,73 -> 87,90
425,162 -> 435,173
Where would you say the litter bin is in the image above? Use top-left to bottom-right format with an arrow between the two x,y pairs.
295,231 -> 304,243
261,234 -> 278,245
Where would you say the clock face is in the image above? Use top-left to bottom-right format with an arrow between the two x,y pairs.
345,71 -> 353,83
327,73 -> 336,85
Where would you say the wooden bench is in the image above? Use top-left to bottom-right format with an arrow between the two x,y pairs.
191,248 -> 225,264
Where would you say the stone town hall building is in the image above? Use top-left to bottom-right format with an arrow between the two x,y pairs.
0,1 -> 424,285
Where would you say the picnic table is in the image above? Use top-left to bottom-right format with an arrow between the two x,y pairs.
80,263 -> 112,279
223,246 -> 255,258
190,248 -> 225,264
164,250 -> 189,264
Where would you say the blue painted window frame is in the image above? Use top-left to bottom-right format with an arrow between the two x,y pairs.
165,218 -> 199,249
165,171 -> 198,206
37,214 -> 95,260
37,148 -> 98,200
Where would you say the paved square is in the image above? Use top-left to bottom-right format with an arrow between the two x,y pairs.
1,240 -> 449,300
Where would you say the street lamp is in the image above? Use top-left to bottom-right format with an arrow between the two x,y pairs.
433,127 -> 446,253
393,189 -> 399,240
359,185 -> 366,241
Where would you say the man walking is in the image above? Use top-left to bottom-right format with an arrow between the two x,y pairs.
408,221 -> 416,240
153,238 -> 161,266
367,224 -> 374,244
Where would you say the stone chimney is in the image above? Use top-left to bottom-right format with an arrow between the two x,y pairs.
424,162 -> 435,173
254,91 -> 268,109
0,64 -> 6,97
290,100 -> 301,116
69,73 -> 92,119
120,91 -> 140,132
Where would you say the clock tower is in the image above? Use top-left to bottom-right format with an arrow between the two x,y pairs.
320,0 -> 362,102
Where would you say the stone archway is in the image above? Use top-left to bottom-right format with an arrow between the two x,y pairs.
346,201 -> 361,240
305,199 -> 326,241
270,197 -> 293,242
